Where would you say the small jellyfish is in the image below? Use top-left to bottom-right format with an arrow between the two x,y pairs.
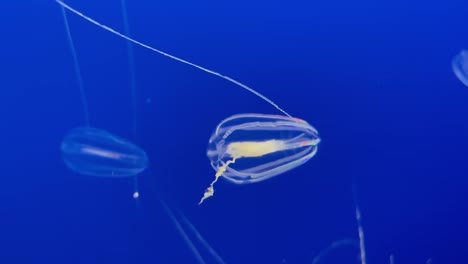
199,113 -> 321,204
452,49 -> 468,87
61,126 -> 148,178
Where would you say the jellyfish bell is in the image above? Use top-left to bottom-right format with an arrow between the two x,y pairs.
208,113 -> 321,184
61,126 -> 148,178
199,113 -> 321,204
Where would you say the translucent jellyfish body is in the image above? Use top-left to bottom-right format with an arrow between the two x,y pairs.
61,127 -> 148,178
452,49 -> 468,87
199,113 -> 321,204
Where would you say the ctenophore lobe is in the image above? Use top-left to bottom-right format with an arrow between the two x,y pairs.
61,127 -> 148,178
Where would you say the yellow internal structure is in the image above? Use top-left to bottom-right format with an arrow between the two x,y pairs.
199,140 -> 284,205
226,140 -> 284,158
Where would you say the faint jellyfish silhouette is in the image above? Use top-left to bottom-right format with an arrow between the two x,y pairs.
200,113 -> 321,204
61,127 -> 148,178
452,49 -> 468,87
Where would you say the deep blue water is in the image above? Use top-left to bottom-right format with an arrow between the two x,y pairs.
1,0 -> 468,263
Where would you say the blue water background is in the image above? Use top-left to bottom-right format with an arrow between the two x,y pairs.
1,0 -> 468,263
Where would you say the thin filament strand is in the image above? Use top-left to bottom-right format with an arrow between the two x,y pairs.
56,0 -> 291,117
